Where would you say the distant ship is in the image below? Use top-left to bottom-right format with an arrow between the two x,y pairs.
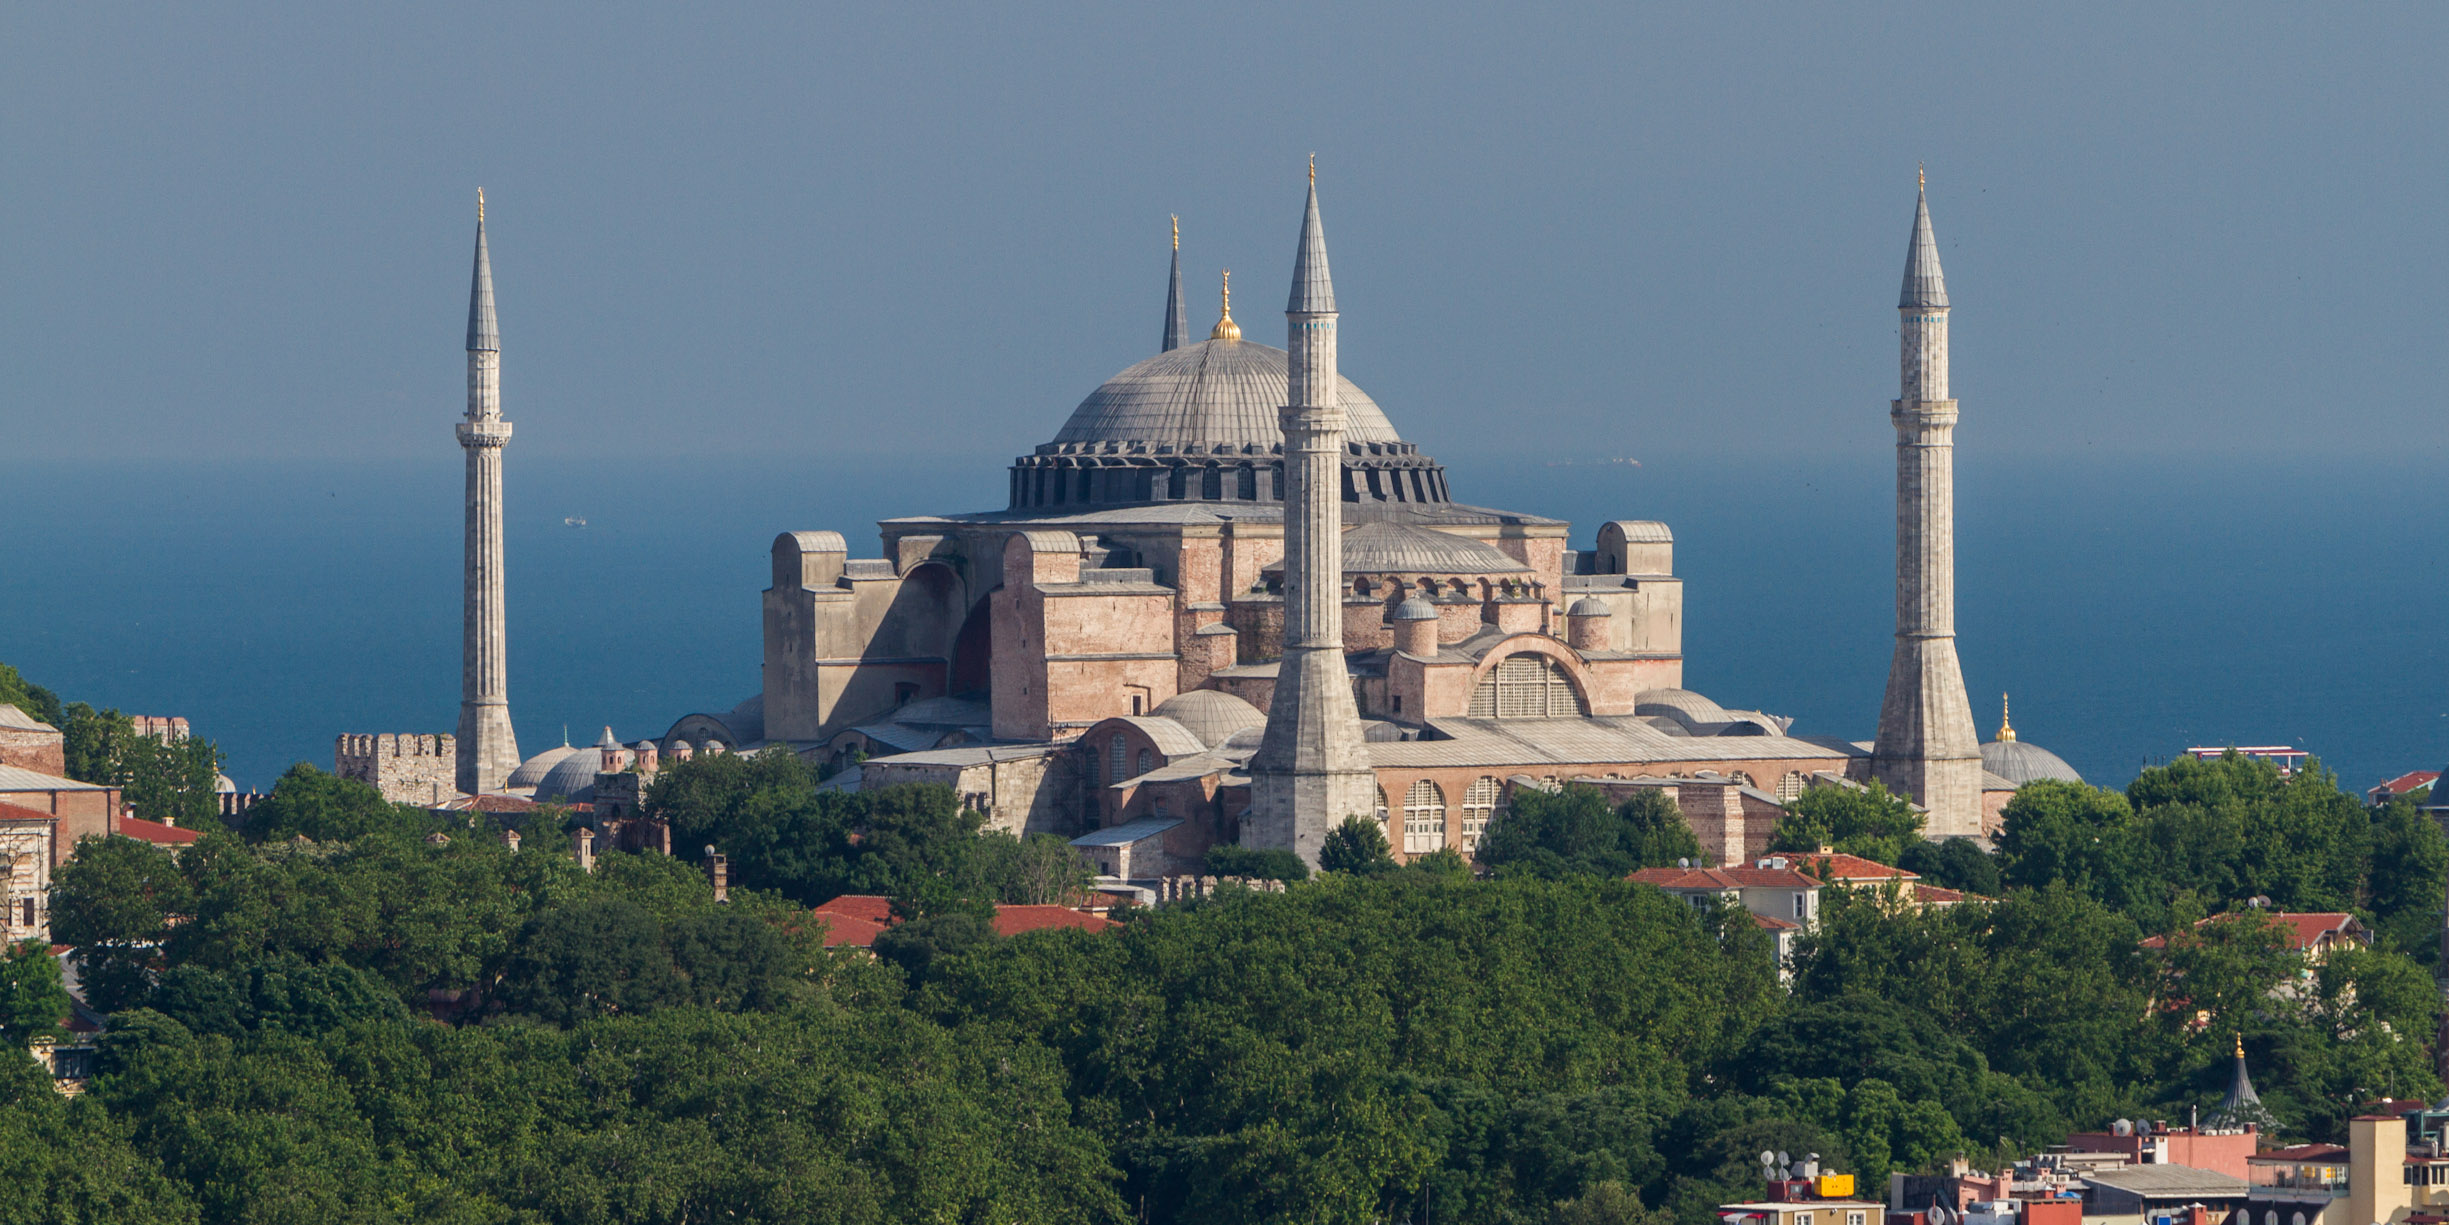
563,516 -> 587,528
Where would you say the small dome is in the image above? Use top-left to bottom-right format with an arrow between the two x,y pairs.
1149,689 -> 1267,749
1635,687 -> 1735,726
214,773 -> 237,794
535,753 -> 602,803
1052,339 -> 1400,449
507,744 -> 588,790
1392,597 -> 1438,622
1982,739 -> 2085,786
1567,597 -> 1612,617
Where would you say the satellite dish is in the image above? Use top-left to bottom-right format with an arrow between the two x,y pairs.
1931,1208 -> 1951,1225
1681,858 -> 1694,869
1760,1151 -> 1778,1168
1777,1151 -> 1790,1168
2113,1118 -> 2134,1136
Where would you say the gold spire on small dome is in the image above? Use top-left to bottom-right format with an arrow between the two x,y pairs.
1997,694 -> 2015,743
2235,1032 -> 2245,1058
1210,269 -> 1240,341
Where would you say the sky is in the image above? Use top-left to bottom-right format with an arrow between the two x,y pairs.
5,4 -> 2445,468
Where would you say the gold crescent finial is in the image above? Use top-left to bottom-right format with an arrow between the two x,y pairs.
1918,163 -> 1925,193
477,187 -> 485,224
1997,694 -> 2015,742
1309,153 -> 1316,185
1171,214 -> 1179,252
1210,269 -> 1240,341
2234,1032 -> 2244,1058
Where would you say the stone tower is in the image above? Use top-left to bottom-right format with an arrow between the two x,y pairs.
1871,172 -> 1982,837
1162,215 -> 1187,352
1247,165 -> 1377,866
456,191 -> 521,794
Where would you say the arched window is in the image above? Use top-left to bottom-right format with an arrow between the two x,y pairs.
1136,749 -> 1152,777
1466,653 -> 1584,718
1402,780 -> 1446,853
1461,777 -> 1503,853
1777,771 -> 1807,803
1728,771 -> 1755,788
1110,735 -> 1127,783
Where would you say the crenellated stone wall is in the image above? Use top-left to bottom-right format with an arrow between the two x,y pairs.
335,733 -> 459,805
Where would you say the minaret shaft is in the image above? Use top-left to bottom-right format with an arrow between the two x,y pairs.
1248,175 -> 1375,866
1872,182 -> 1981,837
456,207 -> 519,794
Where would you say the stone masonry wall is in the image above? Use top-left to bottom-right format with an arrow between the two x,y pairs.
336,733 -> 459,805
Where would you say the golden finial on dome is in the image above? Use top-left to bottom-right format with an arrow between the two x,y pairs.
1997,693 -> 2015,743
1210,269 -> 1240,341
477,187 -> 485,224
2234,1032 -> 2245,1058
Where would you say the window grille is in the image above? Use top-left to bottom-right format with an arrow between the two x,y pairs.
1110,736 -> 1127,783
1460,776 -> 1503,853
1402,779 -> 1446,853
1136,750 -> 1152,778
1777,771 -> 1807,802
1467,653 -> 1583,719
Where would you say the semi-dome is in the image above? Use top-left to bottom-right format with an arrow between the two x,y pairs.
1983,739 -> 2084,786
1567,597 -> 1613,617
1391,597 -> 1438,621
1150,689 -> 1267,749
1053,339 -> 1401,448
507,744 -> 587,790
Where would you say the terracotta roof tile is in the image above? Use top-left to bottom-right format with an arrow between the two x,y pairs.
0,801 -> 60,823
992,905 -> 1116,937
1629,865 -> 1821,890
120,817 -> 199,845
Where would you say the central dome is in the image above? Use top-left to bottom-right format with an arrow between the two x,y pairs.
1052,338 -> 1403,449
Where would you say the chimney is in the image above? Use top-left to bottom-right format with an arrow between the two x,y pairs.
503,828 -> 521,853
160,813 -> 176,829
704,845 -> 729,903
573,826 -> 596,873
2350,1113 -> 2411,1225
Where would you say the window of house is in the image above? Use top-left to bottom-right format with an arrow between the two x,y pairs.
1402,779 -> 1446,853
1460,776 -> 1503,853
1795,1213 -> 1813,1225
1848,1213 -> 1866,1225
1792,892 -> 1808,919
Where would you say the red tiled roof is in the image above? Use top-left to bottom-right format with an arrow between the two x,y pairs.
814,895 -> 896,925
121,816 -> 199,845
1630,865 -> 1821,890
2375,771 -> 2439,795
992,905 -> 1117,937
2253,1144 -> 2347,1162
0,801 -> 59,823
815,912 -> 889,948
1753,914 -> 1801,932
2141,911 -> 2365,951
810,894 -> 1116,946
1798,851 -> 1918,883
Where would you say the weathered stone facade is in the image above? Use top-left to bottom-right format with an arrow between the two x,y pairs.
0,804 -> 55,942
336,733 -> 458,805
0,705 -> 67,776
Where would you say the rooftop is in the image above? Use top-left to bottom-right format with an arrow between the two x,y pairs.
2080,1164 -> 2248,1198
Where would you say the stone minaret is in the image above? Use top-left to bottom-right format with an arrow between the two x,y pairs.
1871,171 -> 1982,837
1248,163 -> 1376,866
456,190 -> 520,794
1162,215 -> 1187,352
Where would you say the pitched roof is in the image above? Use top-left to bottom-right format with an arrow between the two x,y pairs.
2251,1144 -> 2346,1163
1797,852 -> 1919,883
0,764 -> 107,793
1070,816 -> 1183,847
0,704 -> 57,733
120,817 -> 199,845
0,801 -> 60,823
2375,771 -> 2439,795
992,906 -> 1117,937
814,895 -> 895,925
814,912 -> 888,948
1630,865 -> 1821,890
2142,911 -> 2365,952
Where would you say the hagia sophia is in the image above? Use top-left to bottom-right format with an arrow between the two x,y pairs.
375,167 -> 2090,883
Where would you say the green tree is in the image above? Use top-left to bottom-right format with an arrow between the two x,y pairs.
980,830 -> 1096,904
0,662 -> 61,727
1771,781 -> 1924,864
1896,835 -> 2002,896
1555,1180 -> 1667,1225
0,939 -> 72,1044
1321,814 -> 1398,874
1479,784 -> 1702,877
50,832 -> 197,1012
240,763 -> 433,843
1203,843 -> 1310,882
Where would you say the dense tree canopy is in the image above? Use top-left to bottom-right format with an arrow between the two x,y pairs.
1769,781 -> 1924,865
10,745 -> 2446,1223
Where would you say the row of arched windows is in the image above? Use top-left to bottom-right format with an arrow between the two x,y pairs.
1375,776 -> 1508,855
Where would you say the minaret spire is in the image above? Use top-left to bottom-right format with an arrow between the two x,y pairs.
1162,215 -> 1188,352
456,191 -> 520,794
1871,170 -> 1981,836
1249,161 -> 1374,867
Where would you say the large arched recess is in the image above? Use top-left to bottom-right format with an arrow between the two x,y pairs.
949,583 -> 1000,696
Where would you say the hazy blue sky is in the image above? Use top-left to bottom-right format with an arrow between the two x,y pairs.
5,5 -> 2444,466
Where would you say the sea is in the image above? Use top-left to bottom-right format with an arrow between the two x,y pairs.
3,451 -> 2441,798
